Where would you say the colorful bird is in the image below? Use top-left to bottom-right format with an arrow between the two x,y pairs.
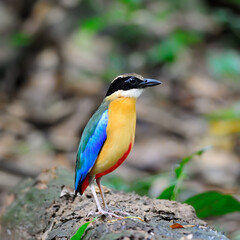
74,73 -> 161,216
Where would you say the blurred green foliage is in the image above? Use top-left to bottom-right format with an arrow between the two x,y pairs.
10,32 -> 32,47
207,50 -> 240,80
207,102 -> 240,121
73,0 -> 240,81
158,146 -> 211,201
6,0 -> 240,83
185,191 -> 240,218
148,30 -> 202,64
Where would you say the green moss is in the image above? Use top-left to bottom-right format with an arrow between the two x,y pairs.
1,167 -> 74,232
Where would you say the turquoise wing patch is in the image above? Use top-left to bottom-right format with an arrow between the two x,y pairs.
75,107 -> 108,191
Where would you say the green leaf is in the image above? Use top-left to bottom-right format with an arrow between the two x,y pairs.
148,30 -> 202,64
10,32 -> 32,47
157,185 -> 175,200
158,146 -> 211,201
81,17 -> 105,33
71,217 -> 98,240
207,50 -> 240,80
118,0 -> 142,9
175,146 -> 211,179
185,191 -> 240,218
148,38 -> 181,63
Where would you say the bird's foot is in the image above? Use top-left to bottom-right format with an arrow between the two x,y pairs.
103,206 -> 130,216
87,210 -> 121,218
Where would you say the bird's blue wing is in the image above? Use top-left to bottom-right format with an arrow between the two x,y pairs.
75,103 -> 109,192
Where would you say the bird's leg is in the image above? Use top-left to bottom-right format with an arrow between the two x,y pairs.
96,178 -> 130,217
89,182 -> 120,218
96,178 -> 108,209
90,183 -> 104,212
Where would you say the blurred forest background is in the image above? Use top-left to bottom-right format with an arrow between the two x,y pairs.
0,0 -> 240,239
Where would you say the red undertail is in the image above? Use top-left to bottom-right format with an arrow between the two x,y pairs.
80,143 -> 132,194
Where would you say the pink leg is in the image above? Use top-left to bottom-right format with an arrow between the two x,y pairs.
89,183 -> 120,218
96,178 -> 107,209
96,178 -> 130,217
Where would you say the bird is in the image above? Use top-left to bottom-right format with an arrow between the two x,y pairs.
74,73 -> 161,216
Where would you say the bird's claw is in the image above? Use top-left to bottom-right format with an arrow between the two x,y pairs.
87,209 -> 121,218
87,211 -> 97,217
87,208 -> 131,219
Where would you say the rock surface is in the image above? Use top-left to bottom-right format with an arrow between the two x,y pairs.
0,168 -> 228,240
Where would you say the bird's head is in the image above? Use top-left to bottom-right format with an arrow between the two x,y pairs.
105,73 -> 161,99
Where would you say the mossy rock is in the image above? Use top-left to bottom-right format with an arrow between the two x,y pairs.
0,167 -> 229,240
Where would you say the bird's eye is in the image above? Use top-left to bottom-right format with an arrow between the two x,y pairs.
127,77 -> 137,85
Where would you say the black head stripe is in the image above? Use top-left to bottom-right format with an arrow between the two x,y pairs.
106,76 -> 143,97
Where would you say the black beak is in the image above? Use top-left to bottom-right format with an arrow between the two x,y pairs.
138,78 -> 162,88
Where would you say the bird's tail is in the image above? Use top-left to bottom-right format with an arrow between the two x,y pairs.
74,175 -> 90,198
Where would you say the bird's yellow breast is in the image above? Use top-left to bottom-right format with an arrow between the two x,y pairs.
90,97 -> 136,176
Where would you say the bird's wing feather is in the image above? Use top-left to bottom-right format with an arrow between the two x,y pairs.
75,101 -> 109,191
